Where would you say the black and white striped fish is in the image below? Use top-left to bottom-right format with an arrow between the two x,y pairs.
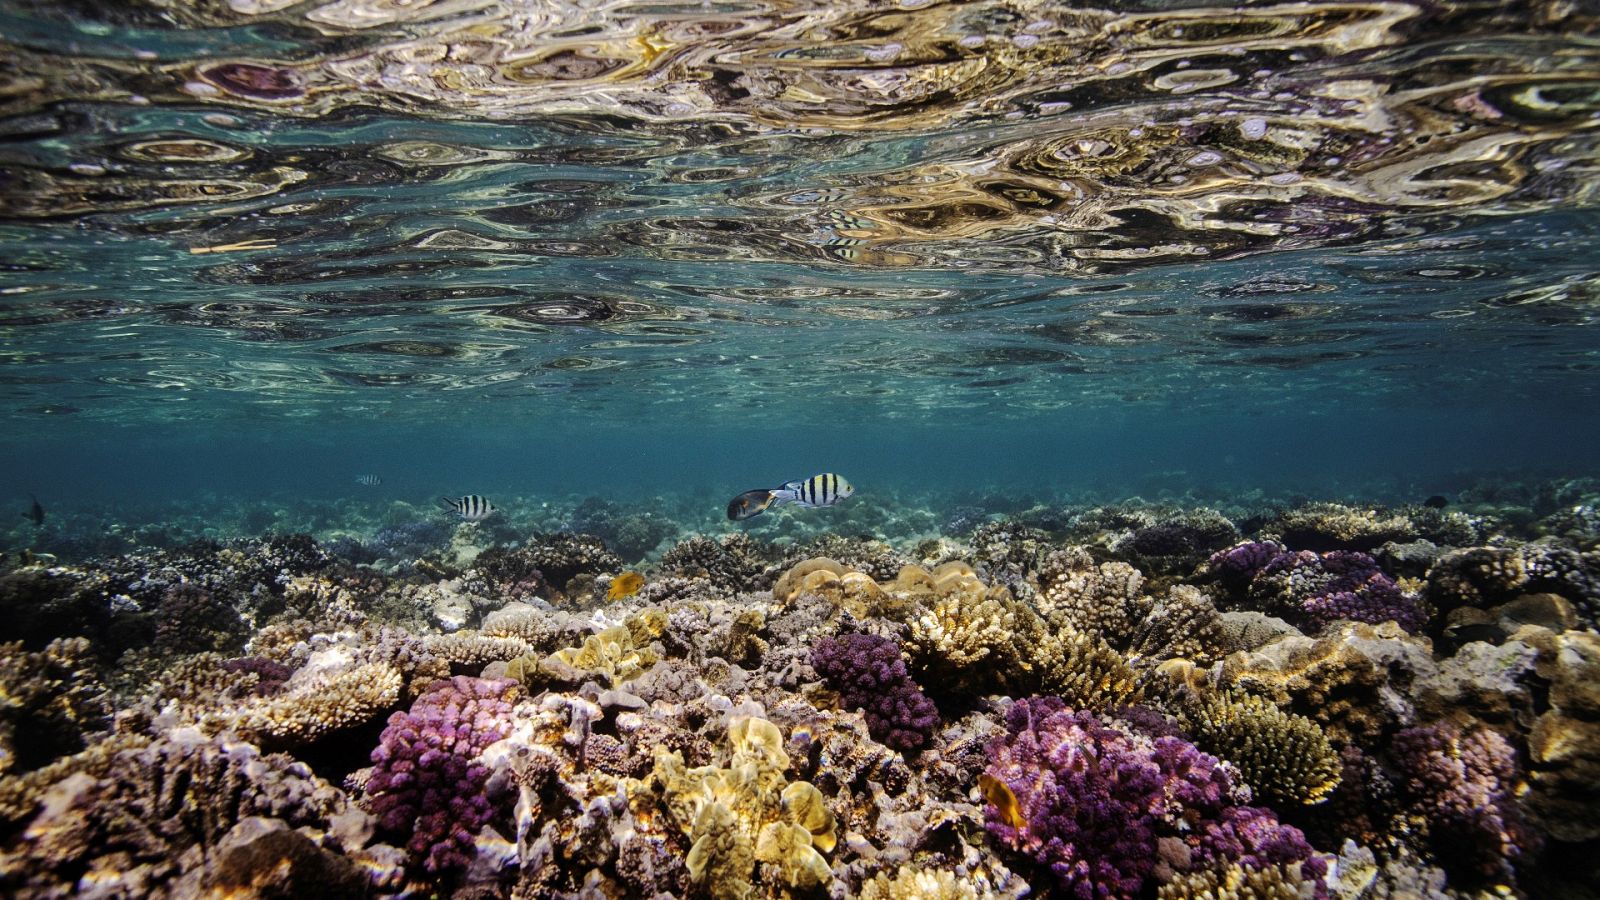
355,474 -> 382,486
727,473 -> 853,521
440,495 -> 497,521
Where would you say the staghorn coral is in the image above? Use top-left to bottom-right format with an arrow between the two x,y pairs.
227,658 -> 403,748
1034,548 -> 1152,647
982,697 -> 1325,899
652,716 -> 836,899
1180,691 -> 1342,807
0,637 -> 111,777
1390,720 -> 1534,885
1264,504 -> 1418,552
365,675 -> 522,875
811,633 -> 941,753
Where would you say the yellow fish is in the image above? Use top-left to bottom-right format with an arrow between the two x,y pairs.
978,773 -> 1026,830
607,572 -> 644,600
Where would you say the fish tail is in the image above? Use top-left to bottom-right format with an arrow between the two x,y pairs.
727,489 -> 777,521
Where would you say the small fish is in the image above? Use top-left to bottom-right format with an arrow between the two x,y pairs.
440,495 -> 497,521
727,473 -> 853,521
23,494 -> 44,526
607,572 -> 645,600
356,474 -> 382,486
1423,495 -> 1449,509
978,773 -> 1026,830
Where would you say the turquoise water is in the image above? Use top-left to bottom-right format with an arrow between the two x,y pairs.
3,4 -> 1600,897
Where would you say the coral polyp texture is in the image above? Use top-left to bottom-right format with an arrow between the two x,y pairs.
0,482 -> 1597,896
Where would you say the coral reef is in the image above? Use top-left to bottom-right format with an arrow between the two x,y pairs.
2,485 -> 1596,898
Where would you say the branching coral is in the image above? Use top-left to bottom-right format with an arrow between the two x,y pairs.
860,864 -> 994,900
1205,543 -> 1426,635
1180,691 -> 1342,807
0,637 -> 111,776
1427,545 -> 1600,625
1031,625 -> 1145,711
365,676 -> 522,875
1390,720 -> 1533,885
811,633 -> 940,753
1156,860 -> 1320,900
422,631 -> 534,672
1128,585 -> 1228,666
652,716 -> 836,899
981,698 -> 1326,899
902,574 -> 1025,696
659,533 -> 775,596
228,660 -> 402,748
1034,548 -> 1152,647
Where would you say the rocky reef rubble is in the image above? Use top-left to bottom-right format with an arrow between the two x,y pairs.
0,491 -> 1597,897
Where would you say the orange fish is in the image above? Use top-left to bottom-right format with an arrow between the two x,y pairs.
607,572 -> 645,600
978,773 -> 1026,829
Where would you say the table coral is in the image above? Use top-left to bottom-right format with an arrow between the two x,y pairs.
229,660 -> 403,748
365,675 -> 523,875
811,633 -> 941,753
1264,503 -> 1418,552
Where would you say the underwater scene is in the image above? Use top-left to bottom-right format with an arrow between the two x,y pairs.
2,0 -> 1600,897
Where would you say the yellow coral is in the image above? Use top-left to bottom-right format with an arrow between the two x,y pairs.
1181,691 -> 1341,806
543,625 -> 658,689
653,716 -> 836,899
1034,626 -> 1145,711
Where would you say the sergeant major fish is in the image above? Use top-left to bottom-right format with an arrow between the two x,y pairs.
356,474 -> 382,486
727,473 -> 853,521
441,494 -> 497,521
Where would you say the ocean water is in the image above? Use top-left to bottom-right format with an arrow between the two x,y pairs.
2,1 -> 1599,898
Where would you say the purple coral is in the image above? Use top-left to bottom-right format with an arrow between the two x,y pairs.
812,633 -> 940,753
1207,540 -> 1288,582
983,698 -> 1325,900
1390,721 -> 1534,884
1208,542 -> 1426,634
365,676 -> 521,874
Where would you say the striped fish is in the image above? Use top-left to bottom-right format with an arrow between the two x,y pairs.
355,474 -> 382,486
727,473 -> 853,521
441,494 -> 497,521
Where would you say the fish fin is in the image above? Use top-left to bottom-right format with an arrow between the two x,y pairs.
727,489 -> 776,521
778,479 -> 806,492
438,496 -> 457,510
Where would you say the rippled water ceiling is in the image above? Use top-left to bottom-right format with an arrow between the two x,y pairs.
0,0 -> 1597,423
